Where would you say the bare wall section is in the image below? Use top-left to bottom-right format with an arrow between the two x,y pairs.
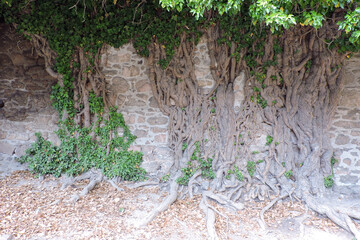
0,23 -> 59,176
330,54 -> 360,191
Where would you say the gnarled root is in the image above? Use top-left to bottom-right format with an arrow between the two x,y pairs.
200,190 -> 244,239
199,197 -> 218,240
304,194 -> 360,239
125,180 -> 160,189
258,187 -> 295,230
61,169 -> 103,203
137,171 -> 181,227
105,178 -> 124,191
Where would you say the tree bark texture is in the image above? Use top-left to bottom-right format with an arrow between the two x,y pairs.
147,20 -> 360,237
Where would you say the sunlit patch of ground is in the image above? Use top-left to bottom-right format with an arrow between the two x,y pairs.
0,171 -> 357,240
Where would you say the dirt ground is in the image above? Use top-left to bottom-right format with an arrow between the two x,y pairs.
0,171 -> 357,240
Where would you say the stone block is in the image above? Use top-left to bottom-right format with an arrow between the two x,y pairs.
135,80 -> 151,92
333,121 -> 351,129
46,134 -> 60,146
152,147 -> 173,161
335,134 -> 350,145
7,133 -> 30,141
343,158 -> 352,166
149,97 -> 159,108
0,142 -> 15,155
339,175 -> 359,184
11,90 -> 30,106
137,116 -> 145,123
154,134 -> 167,143
10,53 -> 37,66
351,152 -> 359,157
122,65 -> 140,78
147,116 -> 168,125
0,54 -> 12,67
197,79 -> 214,88
340,89 -> 360,108
125,97 -> 146,107
128,145 -> 142,152
342,109 -> 360,120
234,72 -> 245,91
141,161 -> 161,174
136,93 -> 149,101
33,116 -> 53,126
25,66 -> 44,75
335,166 -> 349,175
111,77 -> 130,93
151,127 -> 167,133
102,70 -> 118,75
0,130 -> 6,139
4,108 -> 28,121
134,129 -> 148,138
351,130 -> 360,136
124,114 -> 136,124
29,94 -> 52,110
141,145 -> 155,155
0,67 -> 17,79
117,95 -> 126,106
107,53 -> 131,64
15,143 -> 32,156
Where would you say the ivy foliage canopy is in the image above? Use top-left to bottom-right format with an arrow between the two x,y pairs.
160,0 -> 360,44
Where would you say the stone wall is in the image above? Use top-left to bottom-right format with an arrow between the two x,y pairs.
1,21 -> 359,187
0,23 -> 59,177
100,38 -> 245,175
330,54 -> 360,192
101,44 -> 173,175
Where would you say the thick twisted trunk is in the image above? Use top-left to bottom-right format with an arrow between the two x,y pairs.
146,18 -> 360,237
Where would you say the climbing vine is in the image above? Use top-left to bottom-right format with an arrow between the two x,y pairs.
2,0 -> 360,239
20,107 -> 145,180
1,0 -> 203,181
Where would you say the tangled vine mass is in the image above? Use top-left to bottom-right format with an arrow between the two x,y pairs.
1,0 -> 360,238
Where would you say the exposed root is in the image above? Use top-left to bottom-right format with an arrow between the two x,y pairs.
258,190 -> 293,230
188,170 -> 202,198
199,196 -> 219,240
304,194 -> 360,239
137,171 -> 181,227
60,169 -> 103,203
203,191 -> 244,211
106,178 -> 124,191
198,190 -> 244,239
125,180 -> 159,189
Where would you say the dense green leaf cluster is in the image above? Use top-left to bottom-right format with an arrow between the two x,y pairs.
177,141 -> 215,185
19,108 -> 146,181
160,0 -> 360,44
0,0 -> 203,179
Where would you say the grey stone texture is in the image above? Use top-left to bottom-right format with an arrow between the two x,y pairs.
0,23 -> 59,164
330,54 -> 360,187
101,44 -> 173,174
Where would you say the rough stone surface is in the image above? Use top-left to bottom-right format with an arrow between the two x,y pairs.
0,23 -> 59,163
101,43 -> 173,174
330,54 -> 360,187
